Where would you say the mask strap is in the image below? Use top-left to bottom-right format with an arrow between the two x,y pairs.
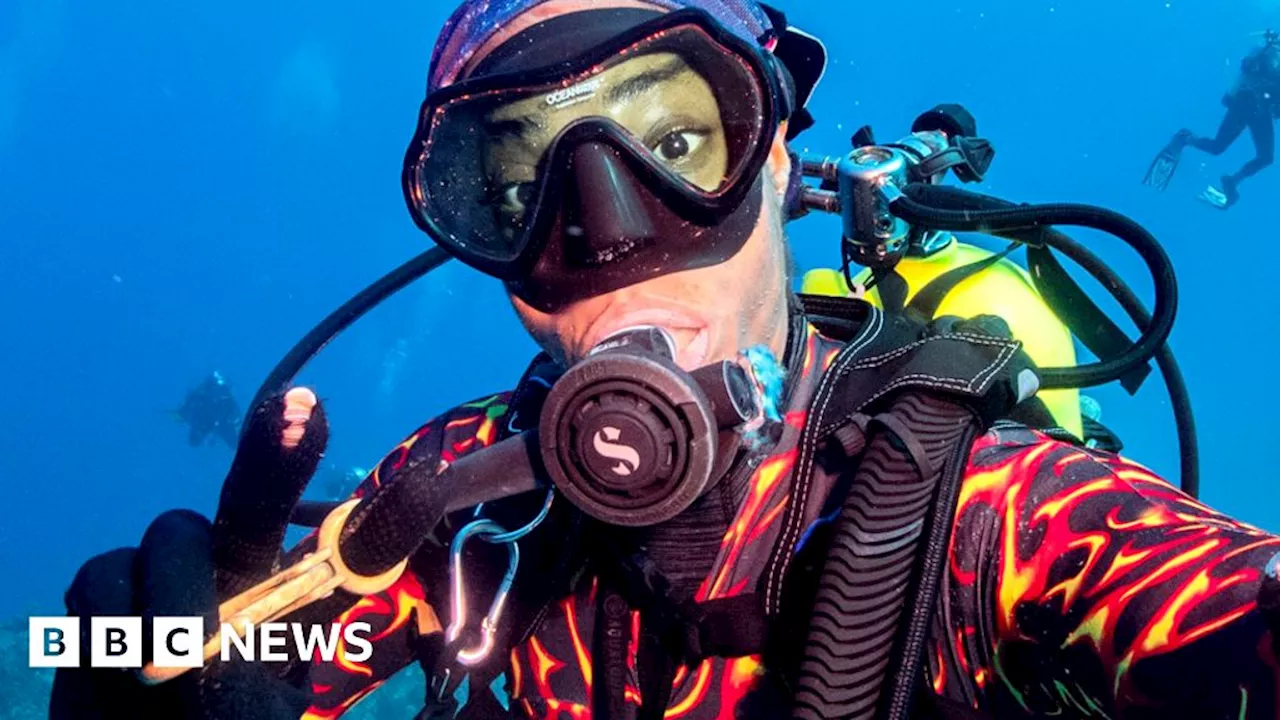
783,149 -> 808,222
765,52 -> 797,122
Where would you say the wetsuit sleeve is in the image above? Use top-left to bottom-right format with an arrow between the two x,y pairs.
296,393 -> 514,719
935,430 -> 1280,719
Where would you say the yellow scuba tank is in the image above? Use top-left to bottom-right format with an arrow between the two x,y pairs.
801,236 -> 1084,439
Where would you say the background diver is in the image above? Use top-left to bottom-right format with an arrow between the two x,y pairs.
174,371 -> 365,499
1145,28 -> 1280,208
173,370 -> 242,449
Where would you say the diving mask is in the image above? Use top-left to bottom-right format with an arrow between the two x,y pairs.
402,8 -> 792,311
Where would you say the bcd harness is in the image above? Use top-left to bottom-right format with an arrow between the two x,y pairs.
422,292 -> 1061,720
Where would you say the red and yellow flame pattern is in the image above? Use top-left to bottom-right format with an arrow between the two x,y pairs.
303,332 -> 1280,720
302,568 -> 439,719
303,394 -> 511,719
931,428 -> 1280,718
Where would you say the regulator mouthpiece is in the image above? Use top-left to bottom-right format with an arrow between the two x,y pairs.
538,328 -> 760,526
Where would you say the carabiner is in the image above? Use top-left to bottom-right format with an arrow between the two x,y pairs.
446,519 -> 520,666
481,489 -> 554,544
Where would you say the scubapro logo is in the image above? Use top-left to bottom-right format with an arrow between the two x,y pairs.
592,426 -> 641,476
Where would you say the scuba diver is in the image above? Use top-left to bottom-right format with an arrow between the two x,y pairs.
1145,29 -> 1280,209
173,370 -> 241,449
50,2 -> 1280,719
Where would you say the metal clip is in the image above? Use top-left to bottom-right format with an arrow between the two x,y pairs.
446,519 -> 520,666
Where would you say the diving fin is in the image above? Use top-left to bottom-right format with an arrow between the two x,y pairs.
1197,178 -> 1239,210
1143,135 -> 1187,191
1198,185 -> 1229,209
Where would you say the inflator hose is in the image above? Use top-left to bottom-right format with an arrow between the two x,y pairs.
891,185 -> 1177,391
1033,231 -> 1199,497
248,246 -> 452,421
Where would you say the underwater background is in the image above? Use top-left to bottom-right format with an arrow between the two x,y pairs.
2,0 -> 1277,715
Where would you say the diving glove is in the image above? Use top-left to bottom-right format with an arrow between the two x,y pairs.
49,389 -> 330,720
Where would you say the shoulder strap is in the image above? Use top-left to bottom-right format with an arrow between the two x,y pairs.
763,306 -> 1034,720
790,392 -> 980,720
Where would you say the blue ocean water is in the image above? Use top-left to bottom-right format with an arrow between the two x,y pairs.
1,0 -> 1275,642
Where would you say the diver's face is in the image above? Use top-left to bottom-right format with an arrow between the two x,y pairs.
481,52 -> 731,239
508,126 -> 793,371
473,2 -> 792,371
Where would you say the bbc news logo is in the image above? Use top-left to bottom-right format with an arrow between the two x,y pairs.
29,617 -> 373,668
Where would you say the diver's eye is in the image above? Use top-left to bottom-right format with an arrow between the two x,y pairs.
653,129 -> 706,163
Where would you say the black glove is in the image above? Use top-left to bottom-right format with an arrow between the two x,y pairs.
50,388 -> 330,720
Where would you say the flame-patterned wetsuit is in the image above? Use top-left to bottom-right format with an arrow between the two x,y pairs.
301,321 -> 1280,719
